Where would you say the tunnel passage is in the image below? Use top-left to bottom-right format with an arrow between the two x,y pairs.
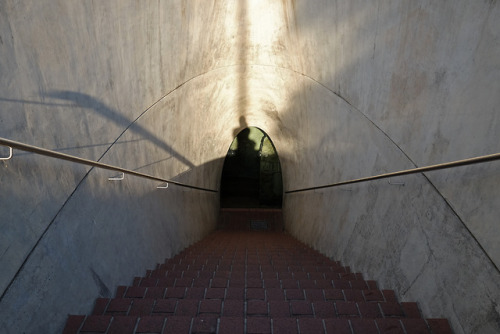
220,127 -> 283,208
219,127 -> 284,231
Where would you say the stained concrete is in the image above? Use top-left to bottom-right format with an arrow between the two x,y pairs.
0,1 -> 499,333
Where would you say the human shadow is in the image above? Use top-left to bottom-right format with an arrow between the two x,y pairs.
221,117 -> 283,208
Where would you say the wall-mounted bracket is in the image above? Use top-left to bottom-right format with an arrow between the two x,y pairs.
388,179 -> 405,186
108,173 -> 124,181
157,182 -> 169,189
0,146 -> 13,160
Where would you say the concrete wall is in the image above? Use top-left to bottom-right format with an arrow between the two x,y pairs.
0,1 -> 499,333
0,1 -> 230,332
280,2 -> 500,333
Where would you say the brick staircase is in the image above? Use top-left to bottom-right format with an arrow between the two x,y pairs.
63,230 -> 453,333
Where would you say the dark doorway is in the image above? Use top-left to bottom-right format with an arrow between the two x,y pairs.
220,127 -> 283,208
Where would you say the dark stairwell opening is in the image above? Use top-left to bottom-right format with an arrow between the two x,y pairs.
219,127 -> 284,230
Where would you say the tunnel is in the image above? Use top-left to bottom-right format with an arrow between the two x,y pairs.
0,1 -> 499,333
220,126 -> 283,209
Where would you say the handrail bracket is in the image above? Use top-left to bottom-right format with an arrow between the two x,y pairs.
108,173 -> 125,181
0,146 -> 13,160
157,182 -> 169,189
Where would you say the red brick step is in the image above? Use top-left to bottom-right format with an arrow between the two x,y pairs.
63,231 -> 452,333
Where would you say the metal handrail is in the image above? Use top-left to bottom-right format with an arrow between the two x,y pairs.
286,152 -> 500,194
0,137 -> 218,193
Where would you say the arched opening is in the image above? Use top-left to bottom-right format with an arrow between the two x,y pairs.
220,127 -> 283,209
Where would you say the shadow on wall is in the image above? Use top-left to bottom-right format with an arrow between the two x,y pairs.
46,91 -> 195,169
0,86 -> 226,332
0,91 -> 194,169
0,148 -> 224,333
267,4 -> 500,334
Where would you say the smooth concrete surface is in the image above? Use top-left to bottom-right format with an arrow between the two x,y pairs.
0,1 -> 499,333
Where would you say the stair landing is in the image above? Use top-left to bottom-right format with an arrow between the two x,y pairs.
63,230 -> 452,333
